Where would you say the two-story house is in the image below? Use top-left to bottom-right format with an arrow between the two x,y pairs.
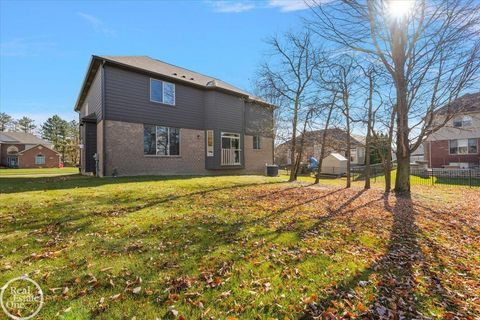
74,56 -> 275,177
424,92 -> 480,168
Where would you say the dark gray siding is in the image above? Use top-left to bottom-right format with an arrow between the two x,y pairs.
104,65 -> 205,129
245,102 -> 273,137
204,91 -> 244,132
79,68 -> 103,121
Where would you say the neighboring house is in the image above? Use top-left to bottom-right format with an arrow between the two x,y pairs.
275,128 -> 366,166
0,132 -> 60,168
74,55 -> 275,177
424,92 -> 480,169
410,143 -> 425,163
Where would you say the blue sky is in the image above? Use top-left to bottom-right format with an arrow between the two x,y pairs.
0,0 -> 308,125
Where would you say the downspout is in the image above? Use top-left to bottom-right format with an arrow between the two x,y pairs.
101,60 -> 106,177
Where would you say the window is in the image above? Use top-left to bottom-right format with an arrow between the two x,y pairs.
453,116 -> 472,127
206,130 -> 214,157
449,139 -> 478,154
35,154 -> 45,165
150,79 -> 175,105
143,124 -> 180,156
221,132 -> 241,165
6,146 -> 18,154
253,135 -> 261,150
468,138 -> 478,154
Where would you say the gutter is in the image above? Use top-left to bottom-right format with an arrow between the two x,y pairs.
101,60 -> 106,177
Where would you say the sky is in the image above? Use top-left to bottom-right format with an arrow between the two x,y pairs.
0,0 -> 309,125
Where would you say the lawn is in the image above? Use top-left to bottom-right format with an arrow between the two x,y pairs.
0,175 -> 479,319
0,167 -> 78,177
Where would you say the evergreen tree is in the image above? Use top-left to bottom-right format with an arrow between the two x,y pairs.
17,116 -> 36,133
41,115 -> 68,161
0,112 -> 13,131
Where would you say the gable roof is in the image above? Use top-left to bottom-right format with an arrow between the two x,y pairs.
74,55 -> 274,111
0,132 -> 51,145
436,92 -> 480,115
17,143 -> 60,155
328,152 -> 348,161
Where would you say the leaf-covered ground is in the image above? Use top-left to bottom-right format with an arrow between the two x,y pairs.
0,175 -> 479,319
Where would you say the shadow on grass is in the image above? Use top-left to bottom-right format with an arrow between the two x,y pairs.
301,193 -> 422,318
0,174 -> 285,194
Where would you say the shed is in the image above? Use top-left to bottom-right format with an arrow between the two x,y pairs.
321,152 -> 348,175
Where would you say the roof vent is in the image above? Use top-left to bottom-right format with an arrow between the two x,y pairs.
206,80 -> 217,87
172,73 -> 178,76
181,75 -> 186,78
190,77 -> 194,80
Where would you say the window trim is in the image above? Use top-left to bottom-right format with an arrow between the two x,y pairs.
449,138 -> 478,155
150,78 -> 175,106
35,154 -> 45,165
143,124 -> 181,157
206,130 -> 214,157
253,135 -> 261,150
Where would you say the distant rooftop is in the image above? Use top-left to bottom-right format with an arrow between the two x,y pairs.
0,132 -> 51,145
437,92 -> 480,115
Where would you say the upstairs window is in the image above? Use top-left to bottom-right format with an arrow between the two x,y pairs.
144,124 -> 180,156
35,154 -> 45,165
150,79 -> 175,105
453,116 -> 472,127
253,135 -> 261,150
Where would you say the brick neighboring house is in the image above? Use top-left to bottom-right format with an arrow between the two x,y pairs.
275,128 -> 366,166
74,55 -> 275,177
425,92 -> 480,169
0,132 -> 60,168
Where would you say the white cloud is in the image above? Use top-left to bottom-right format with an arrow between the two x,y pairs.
268,0 -> 310,12
209,1 -> 256,13
77,12 -> 116,36
0,37 -> 55,57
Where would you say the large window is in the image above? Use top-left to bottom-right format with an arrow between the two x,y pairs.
206,130 -> 214,157
253,135 -> 261,150
449,139 -> 477,155
150,79 -> 175,105
144,124 -> 180,156
221,132 -> 241,165
35,154 -> 45,165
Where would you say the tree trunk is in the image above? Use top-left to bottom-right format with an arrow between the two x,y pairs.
364,73 -> 373,189
288,99 -> 299,182
314,100 -> 335,185
394,84 -> 411,192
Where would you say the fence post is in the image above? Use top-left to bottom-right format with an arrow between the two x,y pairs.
430,169 -> 434,186
469,169 -> 472,188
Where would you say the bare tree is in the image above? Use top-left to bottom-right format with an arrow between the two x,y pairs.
308,0 -> 480,192
313,93 -> 338,184
258,31 -> 321,181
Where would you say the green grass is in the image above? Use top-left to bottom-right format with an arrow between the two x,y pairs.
0,167 -> 78,176
0,174 -> 478,319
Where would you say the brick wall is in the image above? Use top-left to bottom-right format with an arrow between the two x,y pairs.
243,135 -> 273,174
103,120 -> 274,177
104,120 -> 208,176
425,139 -> 480,168
18,145 -> 60,168
0,144 -> 25,166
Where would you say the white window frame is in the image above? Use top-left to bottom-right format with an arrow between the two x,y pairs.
206,130 -> 214,157
449,138 -> 478,155
221,132 -> 241,166
150,78 -> 175,106
35,154 -> 45,165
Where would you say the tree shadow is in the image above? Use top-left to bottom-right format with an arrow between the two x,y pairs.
302,192 -> 423,319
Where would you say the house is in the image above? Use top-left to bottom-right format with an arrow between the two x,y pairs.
74,56 -> 275,177
424,92 -> 480,169
275,128 -> 366,166
0,132 -> 60,168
